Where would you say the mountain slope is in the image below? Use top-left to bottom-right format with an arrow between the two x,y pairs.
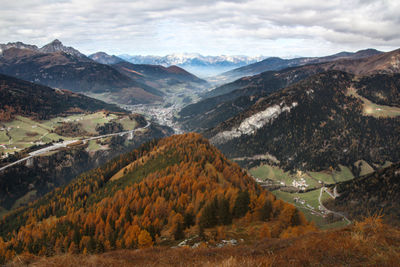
325,162 -> 400,225
0,42 -> 38,54
205,71 -> 400,171
0,134 -> 311,262
111,61 -> 207,90
39,39 -> 87,58
0,74 -> 125,121
0,41 -> 163,104
219,49 -> 382,82
0,114 -> 173,215
89,52 -> 125,65
20,216 -> 400,266
119,53 -> 265,77
178,65 -> 329,131
179,48 -> 400,132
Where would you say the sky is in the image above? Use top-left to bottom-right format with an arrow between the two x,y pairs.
0,0 -> 399,57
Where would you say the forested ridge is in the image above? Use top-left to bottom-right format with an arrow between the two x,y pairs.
207,71 -> 400,171
325,162 -> 400,225
0,74 -> 125,121
0,133 -> 312,263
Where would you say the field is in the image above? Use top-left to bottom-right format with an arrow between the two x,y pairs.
272,189 -> 347,229
354,160 -> 375,176
250,163 -> 356,229
0,112 -> 137,155
249,164 -> 320,189
307,170 -> 334,184
86,139 -> 111,153
347,87 -> 400,118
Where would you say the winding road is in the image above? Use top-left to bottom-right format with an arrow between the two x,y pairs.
319,186 -> 351,225
0,122 -> 150,173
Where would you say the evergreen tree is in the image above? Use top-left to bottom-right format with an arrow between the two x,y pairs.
233,191 -> 250,218
260,200 -> 272,221
217,197 -> 232,225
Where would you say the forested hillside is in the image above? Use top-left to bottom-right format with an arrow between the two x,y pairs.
325,162 -> 400,225
0,74 -> 126,121
0,134 -> 313,263
15,216 -> 399,267
206,71 -> 400,171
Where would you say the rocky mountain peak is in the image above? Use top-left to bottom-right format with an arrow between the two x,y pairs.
39,39 -> 86,58
0,41 -> 38,55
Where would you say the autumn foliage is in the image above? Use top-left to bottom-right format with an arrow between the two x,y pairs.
0,133 -> 311,263
6,216 -> 400,267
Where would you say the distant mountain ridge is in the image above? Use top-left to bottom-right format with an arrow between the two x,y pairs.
0,39 -> 87,59
119,53 -> 265,77
119,53 -> 264,67
89,52 -> 125,65
218,49 -> 383,83
39,39 -> 87,58
0,40 -> 164,104
88,51 -> 207,93
178,48 -> 400,132
0,42 -> 38,54
0,73 -> 126,121
112,61 -> 207,90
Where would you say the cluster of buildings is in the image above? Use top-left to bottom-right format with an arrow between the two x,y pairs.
291,177 -> 309,191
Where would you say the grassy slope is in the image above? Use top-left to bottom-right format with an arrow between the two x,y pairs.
250,163 -> 359,228
11,217 -> 400,267
0,112 -> 137,154
347,86 -> 400,118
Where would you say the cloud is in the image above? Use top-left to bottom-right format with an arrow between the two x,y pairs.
0,0 -> 399,56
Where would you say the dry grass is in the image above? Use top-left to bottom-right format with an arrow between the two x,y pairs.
8,216 -> 400,267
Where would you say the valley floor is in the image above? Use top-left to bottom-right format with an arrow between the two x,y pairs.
248,162 -> 386,229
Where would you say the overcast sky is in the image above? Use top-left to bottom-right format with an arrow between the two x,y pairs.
0,0 -> 399,57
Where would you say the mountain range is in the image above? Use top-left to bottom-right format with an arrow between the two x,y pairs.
0,38 -> 399,266
178,48 -> 400,132
205,71 -> 400,171
0,39 -> 87,59
0,40 -> 162,104
0,40 -> 206,105
88,51 -> 125,65
119,53 -> 265,77
217,48 -> 383,83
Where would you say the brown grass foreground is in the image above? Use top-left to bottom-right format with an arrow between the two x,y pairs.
8,216 -> 400,267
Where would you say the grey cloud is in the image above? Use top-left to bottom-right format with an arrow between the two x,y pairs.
0,0 -> 398,56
